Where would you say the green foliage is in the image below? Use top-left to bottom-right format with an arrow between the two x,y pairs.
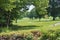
26,34 -> 33,40
0,0 -> 22,26
49,0 -> 60,20
0,0 -> 16,11
39,30 -> 60,40
33,0 -> 49,17
0,30 -> 60,40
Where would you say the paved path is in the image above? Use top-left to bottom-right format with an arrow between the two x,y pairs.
52,22 -> 60,27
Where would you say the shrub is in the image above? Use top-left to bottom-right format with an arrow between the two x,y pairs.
0,30 -> 60,40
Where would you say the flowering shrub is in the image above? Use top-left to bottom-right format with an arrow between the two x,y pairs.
0,30 -> 60,40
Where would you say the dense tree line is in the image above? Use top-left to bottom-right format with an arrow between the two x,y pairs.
0,0 -> 60,27
48,0 -> 60,20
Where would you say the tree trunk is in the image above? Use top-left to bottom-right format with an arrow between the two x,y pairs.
6,11 -> 10,28
15,19 -> 17,23
39,18 -> 40,21
53,17 -> 55,21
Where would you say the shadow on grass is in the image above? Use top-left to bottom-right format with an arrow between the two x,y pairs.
0,25 -> 39,32
9,25 -> 39,31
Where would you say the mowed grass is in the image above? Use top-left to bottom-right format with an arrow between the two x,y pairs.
0,18 -> 60,35
12,18 -> 60,32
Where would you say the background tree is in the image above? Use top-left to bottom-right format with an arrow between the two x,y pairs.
48,0 -> 60,20
32,0 -> 49,20
0,0 -> 21,27
20,0 -> 49,20
0,0 -> 14,26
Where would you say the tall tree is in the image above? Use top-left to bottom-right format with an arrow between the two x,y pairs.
49,0 -> 59,20
0,0 -> 20,27
33,0 -> 49,19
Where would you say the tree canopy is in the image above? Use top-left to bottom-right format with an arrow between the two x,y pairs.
0,0 -> 59,26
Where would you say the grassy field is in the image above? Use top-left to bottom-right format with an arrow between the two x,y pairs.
0,18 -> 60,35
13,19 -> 60,32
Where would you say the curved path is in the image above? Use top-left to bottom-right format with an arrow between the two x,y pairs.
52,22 -> 60,27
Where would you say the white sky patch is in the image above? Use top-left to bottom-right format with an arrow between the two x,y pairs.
20,8 -> 24,12
20,5 -> 35,12
27,5 -> 35,12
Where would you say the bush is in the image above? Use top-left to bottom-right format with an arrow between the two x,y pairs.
0,30 -> 60,40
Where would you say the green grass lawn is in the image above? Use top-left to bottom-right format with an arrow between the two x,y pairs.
13,19 -> 60,32
0,18 -> 60,35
